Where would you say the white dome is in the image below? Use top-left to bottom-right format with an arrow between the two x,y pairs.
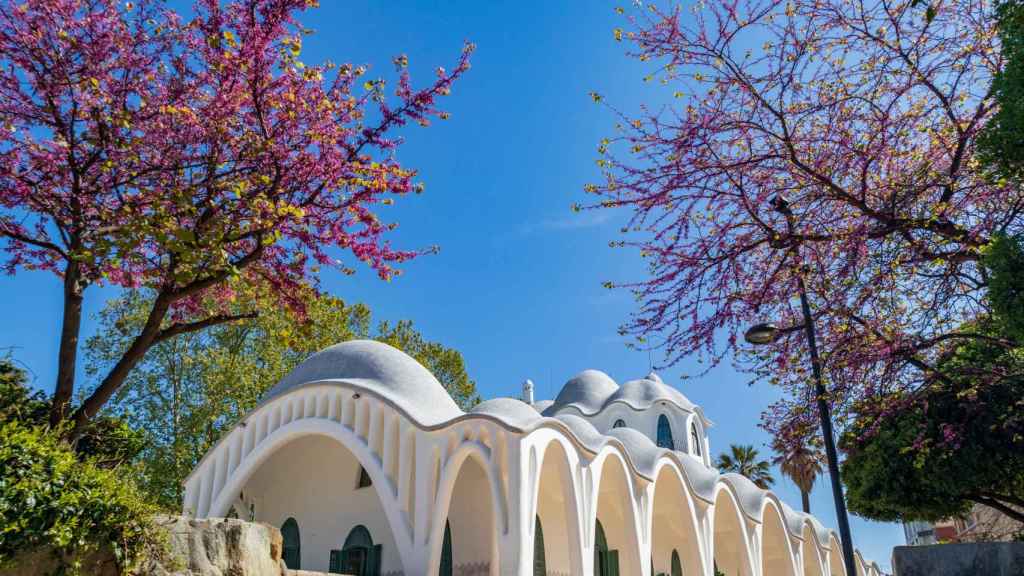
263,340 -> 462,426
551,369 -> 620,413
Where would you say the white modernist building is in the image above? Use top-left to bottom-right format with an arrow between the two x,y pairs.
183,340 -> 882,576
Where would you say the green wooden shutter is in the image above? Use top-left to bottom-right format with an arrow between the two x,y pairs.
441,521 -> 453,576
605,550 -> 619,576
370,544 -> 382,576
672,549 -> 683,576
281,518 -> 301,570
533,516 -> 547,576
328,549 -> 343,573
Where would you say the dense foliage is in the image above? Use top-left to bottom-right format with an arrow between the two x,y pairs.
0,420 -> 158,574
86,289 -> 479,508
0,0 -> 472,438
588,0 -> 1023,452
0,360 -> 144,468
841,350 -> 1024,523
1,364 -> 155,573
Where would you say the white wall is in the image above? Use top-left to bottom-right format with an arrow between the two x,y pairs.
242,434 -> 402,574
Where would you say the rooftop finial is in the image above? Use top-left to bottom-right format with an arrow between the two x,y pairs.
522,379 -> 535,404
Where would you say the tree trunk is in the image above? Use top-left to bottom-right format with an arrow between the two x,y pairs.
969,495 -> 1024,524
801,489 -> 811,514
49,262 -> 84,427
68,296 -> 171,440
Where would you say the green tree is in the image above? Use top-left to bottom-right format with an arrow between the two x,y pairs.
841,355 -> 1024,523
0,358 -> 143,468
978,0 -> 1024,179
840,231 -> 1024,525
772,438 -> 824,514
85,289 -> 479,508
714,444 -> 775,489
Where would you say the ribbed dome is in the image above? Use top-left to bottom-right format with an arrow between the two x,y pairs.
607,376 -> 696,412
262,340 -> 462,426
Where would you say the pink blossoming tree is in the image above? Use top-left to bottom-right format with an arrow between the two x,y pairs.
588,0 -> 1022,446
0,0 -> 472,437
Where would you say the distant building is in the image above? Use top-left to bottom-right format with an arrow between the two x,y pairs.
184,340 -> 882,575
903,505 -> 1023,546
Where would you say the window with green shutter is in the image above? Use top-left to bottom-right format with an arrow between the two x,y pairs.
593,519 -> 619,576
672,549 -> 683,576
334,525 -> 381,576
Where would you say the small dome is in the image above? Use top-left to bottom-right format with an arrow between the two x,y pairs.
263,340 -> 462,426
551,369 -> 620,413
471,397 -> 540,428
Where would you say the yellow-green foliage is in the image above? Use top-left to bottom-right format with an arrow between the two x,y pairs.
0,421 -> 156,575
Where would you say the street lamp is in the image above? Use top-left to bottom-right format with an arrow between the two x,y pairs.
744,195 -> 858,576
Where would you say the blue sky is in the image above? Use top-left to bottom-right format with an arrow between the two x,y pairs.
0,1 -> 903,569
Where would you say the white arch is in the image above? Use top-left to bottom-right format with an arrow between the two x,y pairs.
427,440 -> 503,576
590,447 -> 646,576
710,482 -> 756,576
650,459 -> 706,576
801,524 -> 826,576
527,433 -> 587,576
207,415 -> 414,572
760,499 -> 799,576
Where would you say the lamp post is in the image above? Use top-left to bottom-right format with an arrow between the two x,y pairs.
744,196 -> 858,576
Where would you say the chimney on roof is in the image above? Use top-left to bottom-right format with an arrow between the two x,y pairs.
522,379 -> 535,405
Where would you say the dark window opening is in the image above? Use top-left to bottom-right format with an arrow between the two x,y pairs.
357,465 -> 372,488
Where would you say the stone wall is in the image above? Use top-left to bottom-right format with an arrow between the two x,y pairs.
892,542 -> 1024,576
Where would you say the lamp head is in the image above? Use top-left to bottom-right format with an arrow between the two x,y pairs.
744,322 -> 780,345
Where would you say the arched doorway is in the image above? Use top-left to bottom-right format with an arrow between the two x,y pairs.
651,466 -> 702,576
237,434 -> 401,573
330,525 -> 381,576
712,488 -> 753,576
593,455 -> 641,575
533,440 -> 583,575
761,503 -> 797,576
533,515 -> 547,576
281,517 -> 300,570
594,519 -> 618,576
442,455 -> 496,574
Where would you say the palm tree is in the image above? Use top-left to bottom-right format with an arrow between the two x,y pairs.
715,444 -> 775,489
772,438 -> 825,513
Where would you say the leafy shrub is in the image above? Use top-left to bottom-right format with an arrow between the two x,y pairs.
0,421 -> 157,574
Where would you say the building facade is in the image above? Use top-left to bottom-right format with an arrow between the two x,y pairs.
183,340 -> 881,576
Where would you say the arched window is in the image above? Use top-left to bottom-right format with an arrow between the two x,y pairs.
656,415 -> 675,450
690,422 -> 702,457
612,419 -> 626,429
593,519 -> 619,576
281,517 -> 301,570
440,520 -> 453,576
533,515 -> 546,576
330,525 -> 381,576
671,549 -> 683,576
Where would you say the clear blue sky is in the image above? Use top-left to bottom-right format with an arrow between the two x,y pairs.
0,1 -> 903,570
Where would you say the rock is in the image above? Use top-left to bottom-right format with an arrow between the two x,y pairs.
140,515 -> 287,576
